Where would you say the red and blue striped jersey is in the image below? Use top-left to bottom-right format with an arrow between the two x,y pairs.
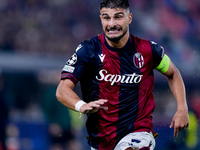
61,34 -> 164,150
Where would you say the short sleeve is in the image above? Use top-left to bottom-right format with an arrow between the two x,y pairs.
61,42 -> 91,84
150,41 -> 165,69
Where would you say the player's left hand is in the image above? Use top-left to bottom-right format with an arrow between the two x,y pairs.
169,109 -> 189,137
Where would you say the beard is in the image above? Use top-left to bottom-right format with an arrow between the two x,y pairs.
104,25 -> 128,43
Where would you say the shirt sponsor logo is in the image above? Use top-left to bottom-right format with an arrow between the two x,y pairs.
63,65 -> 75,73
96,69 -> 143,86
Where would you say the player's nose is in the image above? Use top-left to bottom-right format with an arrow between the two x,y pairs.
108,18 -> 117,28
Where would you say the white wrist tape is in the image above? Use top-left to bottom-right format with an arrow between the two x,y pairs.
75,100 -> 86,112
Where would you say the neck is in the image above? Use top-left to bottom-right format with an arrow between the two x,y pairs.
105,32 -> 130,49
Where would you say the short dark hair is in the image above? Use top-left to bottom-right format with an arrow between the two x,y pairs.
100,0 -> 129,10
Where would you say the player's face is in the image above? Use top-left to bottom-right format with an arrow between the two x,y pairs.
100,7 -> 132,43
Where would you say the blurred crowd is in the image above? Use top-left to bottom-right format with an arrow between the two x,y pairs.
0,0 -> 199,150
0,0 -> 199,64
0,0 -> 101,55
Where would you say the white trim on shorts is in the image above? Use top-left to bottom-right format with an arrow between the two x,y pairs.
91,132 -> 155,150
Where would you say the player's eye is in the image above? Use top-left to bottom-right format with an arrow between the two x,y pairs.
103,16 -> 110,20
115,15 -> 122,20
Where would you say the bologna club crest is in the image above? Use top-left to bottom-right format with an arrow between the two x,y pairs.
133,53 -> 144,68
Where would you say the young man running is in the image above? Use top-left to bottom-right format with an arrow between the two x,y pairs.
56,0 -> 189,149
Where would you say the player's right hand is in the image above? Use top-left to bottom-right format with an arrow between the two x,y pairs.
80,99 -> 108,114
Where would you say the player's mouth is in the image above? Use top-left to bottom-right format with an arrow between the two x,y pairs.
106,26 -> 122,34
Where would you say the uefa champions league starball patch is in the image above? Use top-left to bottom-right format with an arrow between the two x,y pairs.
133,53 -> 144,68
67,53 -> 77,65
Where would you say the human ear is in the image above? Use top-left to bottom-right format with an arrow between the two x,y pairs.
128,13 -> 133,24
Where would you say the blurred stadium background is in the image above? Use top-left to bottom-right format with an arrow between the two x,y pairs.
0,0 -> 199,150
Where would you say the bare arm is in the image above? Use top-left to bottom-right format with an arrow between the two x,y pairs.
56,79 -> 108,114
163,60 -> 189,137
